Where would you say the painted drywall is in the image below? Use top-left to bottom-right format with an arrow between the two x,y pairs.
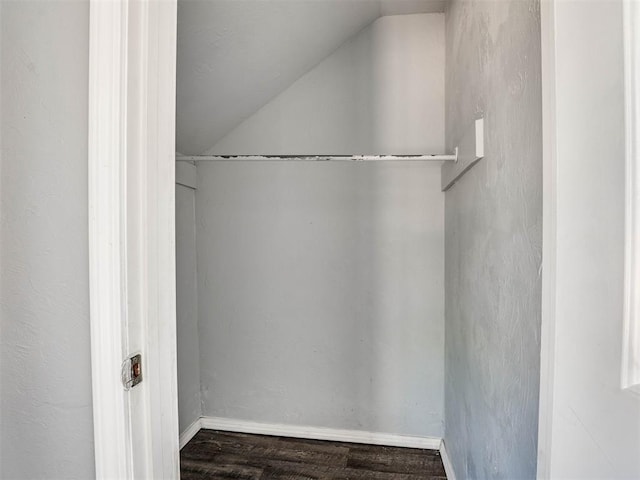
443,1 -> 543,479
379,0 -> 446,16
207,14 -> 445,155
540,2 -> 640,477
176,183 -> 202,433
0,1 -> 95,478
176,1 -> 445,155
177,0 -> 377,155
195,161 -> 445,437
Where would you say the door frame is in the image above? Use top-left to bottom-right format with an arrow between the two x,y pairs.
538,0 -> 640,477
86,0 -> 639,477
88,0 -> 179,477
537,1 -> 558,477
622,0 -> 640,397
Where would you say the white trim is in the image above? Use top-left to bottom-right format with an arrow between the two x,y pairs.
439,440 -> 457,480
88,0 -> 133,477
143,2 -> 180,476
197,417 -> 442,450
179,418 -> 203,450
622,0 -> 640,395
89,0 -> 179,478
537,0 -> 559,477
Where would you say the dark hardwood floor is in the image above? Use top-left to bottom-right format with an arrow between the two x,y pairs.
180,430 -> 447,479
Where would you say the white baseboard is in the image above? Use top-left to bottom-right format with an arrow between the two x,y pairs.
179,418 -> 203,449
197,416 -> 442,450
439,439 -> 457,480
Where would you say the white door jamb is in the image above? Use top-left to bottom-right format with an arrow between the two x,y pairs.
88,1 -> 179,477
537,0 -> 558,477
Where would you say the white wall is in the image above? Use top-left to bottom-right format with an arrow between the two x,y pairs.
443,1 -> 543,478
191,12 -> 446,438
208,14 -> 444,155
540,1 -> 640,477
0,1 -> 95,478
176,183 -> 202,433
176,0 -> 382,155
195,162 -> 445,437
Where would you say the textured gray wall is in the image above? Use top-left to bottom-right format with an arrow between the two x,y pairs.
444,1 -> 542,478
0,1 -> 95,478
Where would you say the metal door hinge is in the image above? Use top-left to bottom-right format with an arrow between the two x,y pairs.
122,353 -> 142,390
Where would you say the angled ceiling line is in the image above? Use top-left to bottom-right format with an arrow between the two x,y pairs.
176,0 -> 446,155
202,11 -> 385,155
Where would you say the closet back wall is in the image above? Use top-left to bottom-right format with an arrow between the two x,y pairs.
196,162 -> 444,437
190,13 -> 445,438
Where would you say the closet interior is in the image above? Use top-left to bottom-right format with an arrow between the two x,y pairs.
174,1 -> 542,478
176,1 -> 452,440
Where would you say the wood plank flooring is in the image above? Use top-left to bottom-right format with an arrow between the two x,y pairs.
181,430 -> 447,479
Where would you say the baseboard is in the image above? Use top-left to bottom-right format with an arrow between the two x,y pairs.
439,439 -> 457,480
198,416 -> 442,450
179,418 -> 202,449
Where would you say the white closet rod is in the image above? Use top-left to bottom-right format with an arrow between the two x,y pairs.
175,153 -> 458,162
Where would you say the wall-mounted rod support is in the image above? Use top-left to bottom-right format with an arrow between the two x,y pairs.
441,118 -> 485,191
175,154 -> 458,162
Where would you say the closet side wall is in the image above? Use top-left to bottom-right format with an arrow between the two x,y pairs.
443,1 -> 543,478
176,183 -> 202,433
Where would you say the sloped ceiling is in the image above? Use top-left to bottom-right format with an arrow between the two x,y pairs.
176,0 -> 446,155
